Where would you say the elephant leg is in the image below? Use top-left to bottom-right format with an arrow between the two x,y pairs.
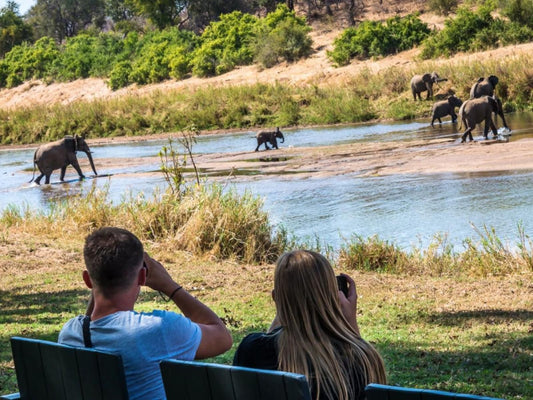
483,118 -> 491,139
255,142 -> 260,152
34,173 -> 44,185
489,120 -> 498,138
462,127 -> 474,143
45,173 -> 52,184
272,140 -> 278,149
60,166 -> 67,181
451,111 -> 457,123
431,118 -> 435,127
438,117 -> 442,124
70,159 -> 85,179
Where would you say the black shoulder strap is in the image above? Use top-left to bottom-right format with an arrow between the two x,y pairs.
82,315 -> 93,348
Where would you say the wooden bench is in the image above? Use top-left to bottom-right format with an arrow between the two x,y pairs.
365,383 -> 503,400
159,360 -> 504,400
1,336 -> 128,400
159,359 -> 312,400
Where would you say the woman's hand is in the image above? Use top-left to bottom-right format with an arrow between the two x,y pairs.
338,273 -> 360,335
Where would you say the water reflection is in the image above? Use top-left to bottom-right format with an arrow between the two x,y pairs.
2,111 -> 533,249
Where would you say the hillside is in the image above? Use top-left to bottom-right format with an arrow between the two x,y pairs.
1,0 -> 532,111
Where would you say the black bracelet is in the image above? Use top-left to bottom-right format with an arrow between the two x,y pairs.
158,285 -> 183,302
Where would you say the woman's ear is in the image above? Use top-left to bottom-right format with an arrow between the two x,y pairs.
82,270 -> 93,289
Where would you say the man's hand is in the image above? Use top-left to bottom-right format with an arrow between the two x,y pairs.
143,252 -> 180,296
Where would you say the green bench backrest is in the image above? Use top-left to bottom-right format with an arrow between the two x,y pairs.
365,383 -> 504,400
160,359 -> 312,400
9,336 -> 128,400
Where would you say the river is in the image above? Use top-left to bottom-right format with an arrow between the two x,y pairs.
2,112 -> 533,251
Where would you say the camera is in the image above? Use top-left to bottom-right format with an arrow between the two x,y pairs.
336,275 -> 349,296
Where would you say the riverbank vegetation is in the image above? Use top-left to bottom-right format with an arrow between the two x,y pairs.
1,175 -> 531,398
2,2 -> 533,91
1,51 -> 532,145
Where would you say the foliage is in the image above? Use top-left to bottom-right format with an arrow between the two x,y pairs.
328,14 -> 430,66
51,33 -> 124,81
421,4 -> 533,58
0,1 -> 33,57
501,0 -> 533,27
191,11 -> 258,77
428,0 -> 459,16
253,4 -> 312,68
128,0 -> 185,29
0,36 -> 59,87
27,0 -> 106,42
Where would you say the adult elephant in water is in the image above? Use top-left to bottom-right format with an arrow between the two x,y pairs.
30,134 -> 98,184
410,72 -> 447,101
458,95 -> 509,143
470,75 -> 499,99
255,127 -> 284,151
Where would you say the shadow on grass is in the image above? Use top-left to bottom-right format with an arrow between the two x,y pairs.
0,288 -> 88,325
423,308 -> 533,326
378,332 -> 533,398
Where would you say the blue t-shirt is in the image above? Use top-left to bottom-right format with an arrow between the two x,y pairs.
58,310 -> 202,400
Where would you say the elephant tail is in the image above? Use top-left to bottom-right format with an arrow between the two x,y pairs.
28,151 -> 37,183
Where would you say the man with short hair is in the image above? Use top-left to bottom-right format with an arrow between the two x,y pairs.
59,227 -> 232,400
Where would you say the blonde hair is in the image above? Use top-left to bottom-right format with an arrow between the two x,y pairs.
274,250 -> 386,400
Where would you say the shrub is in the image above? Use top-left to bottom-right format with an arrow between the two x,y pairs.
191,11 -> 258,77
328,14 -> 429,66
108,61 -> 132,90
421,4 -> 533,58
428,0 -> 458,16
502,0 -> 533,28
254,14 -> 312,67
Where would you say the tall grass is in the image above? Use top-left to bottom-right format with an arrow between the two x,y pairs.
338,225 -> 533,276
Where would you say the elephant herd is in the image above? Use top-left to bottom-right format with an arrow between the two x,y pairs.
413,72 -> 510,142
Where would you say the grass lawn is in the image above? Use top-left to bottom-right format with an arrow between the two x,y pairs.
0,229 -> 531,398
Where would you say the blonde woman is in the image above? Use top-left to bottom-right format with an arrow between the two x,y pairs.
233,250 -> 386,400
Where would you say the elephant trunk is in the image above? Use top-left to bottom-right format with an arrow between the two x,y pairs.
280,133 -> 285,143
85,151 -> 98,176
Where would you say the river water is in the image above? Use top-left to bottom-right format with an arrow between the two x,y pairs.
2,112 -> 533,251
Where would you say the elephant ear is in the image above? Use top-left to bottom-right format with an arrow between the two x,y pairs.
64,137 -> 76,152
489,75 -> 499,87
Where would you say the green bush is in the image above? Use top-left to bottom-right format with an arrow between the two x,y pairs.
328,14 -> 429,66
502,0 -> 533,27
108,61 -> 132,90
2,37 -> 59,83
191,11 -> 258,77
421,5 -> 533,58
254,6 -> 312,68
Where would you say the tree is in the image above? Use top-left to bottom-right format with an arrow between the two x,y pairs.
27,0 -> 106,42
0,1 -> 33,57
128,0 -> 186,29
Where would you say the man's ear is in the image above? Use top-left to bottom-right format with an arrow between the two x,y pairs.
82,270 -> 93,289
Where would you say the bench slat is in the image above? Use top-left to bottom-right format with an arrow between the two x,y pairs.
160,359 -> 213,400
11,337 -> 49,400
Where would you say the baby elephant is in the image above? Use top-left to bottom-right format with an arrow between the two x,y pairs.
431,95 -> 463,127
255,127 -> 284,151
